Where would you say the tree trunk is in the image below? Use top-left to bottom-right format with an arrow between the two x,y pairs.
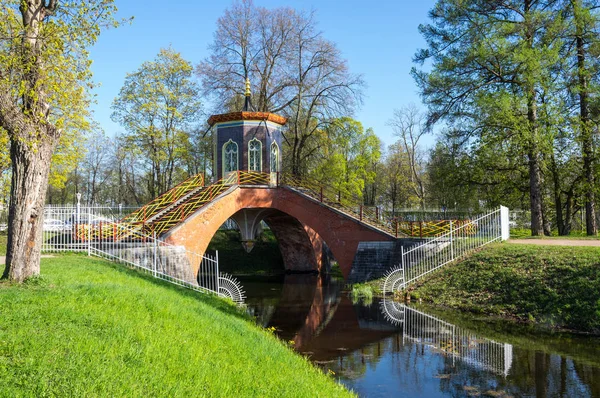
526,86 -> 544,235
523,0 -> 544,236
551,155 -> 565,235
576,27 -> 598,235
2,136 -> 54,281
528,149 -> 544,236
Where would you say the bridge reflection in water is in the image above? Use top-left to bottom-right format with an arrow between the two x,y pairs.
243,276 -> 600,397
381,299 -> 513,376
244,275 -> 512,377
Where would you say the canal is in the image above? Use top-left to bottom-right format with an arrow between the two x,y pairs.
239,274 -> 600,397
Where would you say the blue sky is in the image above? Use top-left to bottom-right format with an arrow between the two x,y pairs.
89,0 -> 437,148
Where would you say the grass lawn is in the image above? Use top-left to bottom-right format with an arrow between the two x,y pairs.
409,243 -> 600,333
0,255 -> 353,397
0,233 -> 5,255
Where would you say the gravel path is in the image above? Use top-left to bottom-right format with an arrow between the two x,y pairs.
510,239 -> 600,247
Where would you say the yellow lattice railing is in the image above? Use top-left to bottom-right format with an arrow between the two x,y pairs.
122,173 -> 205,224
76,171 -> 273,241
397,219 -> 477,238
74,171 -> 475,242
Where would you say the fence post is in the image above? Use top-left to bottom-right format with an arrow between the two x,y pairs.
320,186 -> 323,202
395,220 -> 398,238
87,207 -> 91,256
419,221 -> 423,238
359,205 -> 363,221
215,250 -> 220,294
376,206 -> 379,220
153,231 -> 157,277
400,245 -> 405,286
449,220 -> 454,261
500,206 -> 510,241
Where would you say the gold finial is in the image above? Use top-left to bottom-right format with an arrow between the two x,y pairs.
245,77 -> 251,97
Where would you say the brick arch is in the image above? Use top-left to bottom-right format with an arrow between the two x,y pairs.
227,207 -> 325,272
163,186 -> 392,279
261,210 -> 323,272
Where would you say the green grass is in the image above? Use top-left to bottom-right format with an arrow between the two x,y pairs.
0,233 -> 5,255
207,230 -> 285,275
0,255 -> 353,397
410,243 -> 600,333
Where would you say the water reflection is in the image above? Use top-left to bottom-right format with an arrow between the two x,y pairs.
381,300 -> 513,376
242,275 -> 600,397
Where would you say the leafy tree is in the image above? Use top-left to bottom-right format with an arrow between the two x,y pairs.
563,0 -> 600,234
388,104 -> 429,209
0,0 -> 119,281
380,143 -> 412,216
359,128 -> 383,206
112,47 -> 202,199
311,118 -> 380,202
413,0 -> 565,235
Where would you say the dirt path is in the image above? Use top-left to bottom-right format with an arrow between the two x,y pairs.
510,239 -> 600,247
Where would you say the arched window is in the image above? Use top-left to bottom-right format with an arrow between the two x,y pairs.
223,139 -> 238,174
270,141 -> 279,173
248,138 -> 262,172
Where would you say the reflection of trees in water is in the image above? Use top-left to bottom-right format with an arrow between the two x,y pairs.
574,362 -> 599,397
321,336 -> 406,381
247,300 -> 279,327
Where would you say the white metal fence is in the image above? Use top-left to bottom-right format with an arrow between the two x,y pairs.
40,205 -> 245,304
381,300 -> 513,376
383,206 -> 509,292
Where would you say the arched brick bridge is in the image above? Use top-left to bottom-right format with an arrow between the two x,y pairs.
163,183 -> 396,279
111,172 -> 413,282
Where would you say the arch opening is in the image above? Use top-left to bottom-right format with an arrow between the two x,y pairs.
203,208 -> 336,277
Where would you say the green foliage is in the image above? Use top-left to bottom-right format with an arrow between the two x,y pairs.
413,1 -> 596,234
311,117 -> 381,203
350,284 -> 373,305
0,233 -> 6,255
207,230 -> 285,275
111,47 -> 203,199
411,243 -> 600,333
0,1 -> 120,191
0,255 -> 352,397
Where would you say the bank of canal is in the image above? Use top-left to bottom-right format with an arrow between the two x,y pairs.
408,243 -> 600,333
241,274 -> 600,397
